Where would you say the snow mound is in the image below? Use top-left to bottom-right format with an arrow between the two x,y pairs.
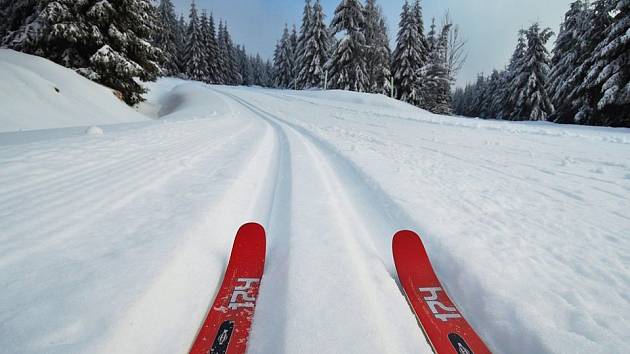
85,126 -> 104,135
0,49 -> 149,133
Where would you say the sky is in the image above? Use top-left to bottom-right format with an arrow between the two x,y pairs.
172,0 -> 574,86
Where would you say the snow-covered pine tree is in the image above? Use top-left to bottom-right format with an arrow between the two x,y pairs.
297,0 -> 330,89
199,11 -> 220,84
199,10 -> 213,83
295,0 -> 313,88
479,69 -> 501,118
274,25 -> 294,88
468,74 -> 487,117
566,0 -> 615,124
289,25 -> 299,88
155,0 -> 179,76
184,1 -> 207,81
547,0 -> 588,123
364,0 -> 392,95
31,0 -> 163,104
0,0 -> 39,51
216,20 -> 227,84
510,23 -> 555,121
392,1 -> 427,105
222,22 -> 241,85
574,0 -> 629,126
483,69 -> 502,118
426,17 -> 437,53
175,14 -> 187,77
236,45 -> 252,86
327,0 -> 368,92
422,23 -> 452,114
499,30 -> 528,119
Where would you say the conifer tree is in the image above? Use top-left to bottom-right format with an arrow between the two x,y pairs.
274,25 -> 294,88
573,0 -> 629,126
295,0 -> 313,87
364,0 -> 392,95
0,0 -> 39,50
392,1 -> 427,105
327,0 -> 368,92
185,1 -> 207,81
422,24 -> 452,114
499,30 -> 528,118
297,0 -> 330,89
547,0 -> 588,123
222,22 -> 240,85
484,69 -> 502,117
289,25 -> 299,88
510,23 -> 555,120
175,14 -> 187,76
155,0 -> 179,76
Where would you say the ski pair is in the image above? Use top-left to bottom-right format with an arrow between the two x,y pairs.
189,223 -> 491,354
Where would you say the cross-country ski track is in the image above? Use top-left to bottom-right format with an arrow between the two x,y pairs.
1,79 -> 628,354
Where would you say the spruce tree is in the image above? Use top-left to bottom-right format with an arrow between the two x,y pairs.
216,21 -> 227,84
574,0 -> 629,126
364,0 -> 392,95
222,22 -> 240,85
328,0 -> 368,92
274,25 -> 294,88
392,1 -> 427,105
0,0 -> 39,50
499,30 -> 528,118
510,23 -> 555,120
205,13 -> 219,83
422,23 -> 452,114
547,0 -> 588,123
297,0 -> 330,89
566,0 -> 616,124
295,0 -> 313,87
175,14 -> 187,77
155,0 -> 179,76
484,69 -> 502,118
185,1 -> 207,81
289,25 -> 299,88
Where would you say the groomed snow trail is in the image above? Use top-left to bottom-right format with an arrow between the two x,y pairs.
1,79 -> 628,354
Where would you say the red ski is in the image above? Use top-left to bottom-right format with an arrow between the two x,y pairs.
189,223 -> 266,354
393,230 -> 492,354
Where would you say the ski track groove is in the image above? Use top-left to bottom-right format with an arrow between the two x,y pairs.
215,89 -> 429,353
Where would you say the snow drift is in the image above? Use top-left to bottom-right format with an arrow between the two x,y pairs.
0,50 -> 148,133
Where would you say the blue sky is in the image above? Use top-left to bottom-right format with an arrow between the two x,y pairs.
172,0 -> 573,86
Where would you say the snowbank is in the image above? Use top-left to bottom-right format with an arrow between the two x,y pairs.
0,50 -> 149,133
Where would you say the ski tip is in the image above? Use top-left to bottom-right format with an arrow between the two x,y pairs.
393,230 -> 422,248
239,222 -> 266,235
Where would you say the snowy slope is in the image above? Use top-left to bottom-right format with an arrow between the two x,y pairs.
0,75 -> 629,354
0,50 -> 148,133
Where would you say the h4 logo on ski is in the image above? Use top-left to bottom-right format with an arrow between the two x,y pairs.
228,278 -> 260,310
393,230 -> 492,354
189,223 -> 266,354
418,287 -> 463,322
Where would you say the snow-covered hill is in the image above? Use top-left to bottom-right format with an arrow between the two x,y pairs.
1,66 -> 629,353
0,50 -> 148,133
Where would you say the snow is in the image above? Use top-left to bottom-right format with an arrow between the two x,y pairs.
1,62 -> 629,353
0,49 -> 148,133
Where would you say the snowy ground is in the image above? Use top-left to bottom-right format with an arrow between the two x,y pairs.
1,66 -> 629,353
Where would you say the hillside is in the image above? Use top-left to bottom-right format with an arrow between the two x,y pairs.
0,50 -> 149,133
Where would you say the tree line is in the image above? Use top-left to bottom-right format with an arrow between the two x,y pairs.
0,0 -> 274,105
272,0 -> 463,115
453,0 -> 629,127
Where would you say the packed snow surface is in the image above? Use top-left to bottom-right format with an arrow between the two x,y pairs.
0,49 -> 148,133
1,76 -> 629,354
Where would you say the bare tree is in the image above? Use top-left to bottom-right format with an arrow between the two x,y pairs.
441,11 -> 467,83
